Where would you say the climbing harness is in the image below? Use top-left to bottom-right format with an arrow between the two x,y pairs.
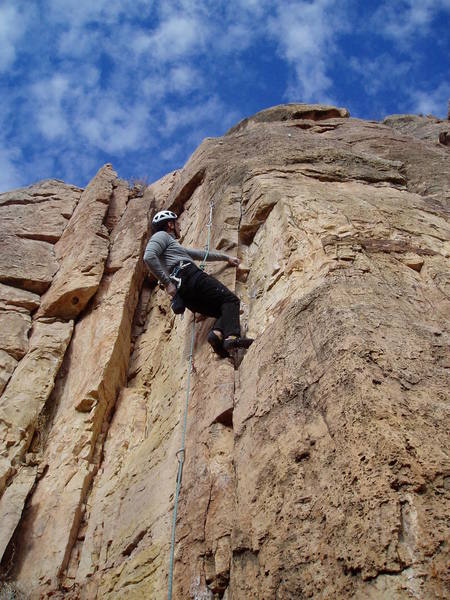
169,261 -> 190,289
167,201 -> 214,600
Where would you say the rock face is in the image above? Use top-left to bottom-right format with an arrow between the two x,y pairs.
36,165 -> 118,320
0,105 -> 449,600
0,180 -> 81,294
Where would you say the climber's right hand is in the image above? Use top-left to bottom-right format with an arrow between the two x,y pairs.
166,283 -> 177,298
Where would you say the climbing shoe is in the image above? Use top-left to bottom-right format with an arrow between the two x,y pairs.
207,330 -> 229,358
223,336 -> 254,352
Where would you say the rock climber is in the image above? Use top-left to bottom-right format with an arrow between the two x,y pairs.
144,210 -> 253,358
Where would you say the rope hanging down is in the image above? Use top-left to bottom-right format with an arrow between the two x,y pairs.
167,201 -> 214,600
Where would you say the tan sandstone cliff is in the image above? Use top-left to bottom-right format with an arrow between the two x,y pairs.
0,104 -> 449,599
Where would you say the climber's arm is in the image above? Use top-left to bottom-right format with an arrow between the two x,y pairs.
185,247 -> 239,266
143,232 -> 172,287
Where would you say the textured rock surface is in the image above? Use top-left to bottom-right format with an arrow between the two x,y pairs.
37,164 -> 119,319
228,103 -> 350,134
0,285 -> 40,396
0,466 -> 36,561
0,319 -> 74,493
0,235 -> 59,294
383,114 -> 450,144
0,311 -> 31,362
0,181 -> 81,293
0,351 -> 17,397
0,105 -> 448,599
8,193 -> 150,594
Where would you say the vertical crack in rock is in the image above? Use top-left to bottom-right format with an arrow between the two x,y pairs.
0,318 -> 75,570
167,168 -> 206,216
59,190 -> 151,593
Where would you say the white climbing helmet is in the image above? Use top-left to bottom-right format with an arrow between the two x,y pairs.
152,210 -> 178,225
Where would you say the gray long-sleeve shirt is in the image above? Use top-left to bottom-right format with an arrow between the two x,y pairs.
143,231 -> 230,287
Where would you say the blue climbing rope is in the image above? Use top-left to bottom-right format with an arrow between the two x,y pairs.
167,202 -> 214,600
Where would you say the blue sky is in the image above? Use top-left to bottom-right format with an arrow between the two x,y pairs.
1,0 -> 449,192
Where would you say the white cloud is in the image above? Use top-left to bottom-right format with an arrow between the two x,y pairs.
141,74 -> 168,99
160,96 -> 238,142
213,22 -> 254,53
0,3 -> 31,73
169,65 -> 201,92
47,0 -> 152,27
268,0 -> 345,102
83,66 -> 101,88
54,149 -> 99,186
350,55 -> 413,96
77,98 -> 152,154
235,0 -> 272,16
160,96 -> 222,136
408,82 -> 450,117
141,65 -> 202,100
0,145 -> 22,192
58,25 -> 100,58
375,0 -> 450,42
143,15 -> 205,62
48,1 -> 154,68
31,74 -> 71,139
36,111 -> 69,140
161,142 -> 184,162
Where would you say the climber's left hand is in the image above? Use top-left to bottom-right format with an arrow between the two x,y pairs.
228,256 -> 240,267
